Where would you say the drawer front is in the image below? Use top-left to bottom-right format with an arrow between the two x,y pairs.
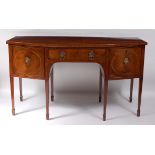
48,48 -> 106,63
109,47 -> 141,79
13,46 -> 44,78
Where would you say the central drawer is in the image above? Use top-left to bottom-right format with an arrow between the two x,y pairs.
48,48 -> 106,63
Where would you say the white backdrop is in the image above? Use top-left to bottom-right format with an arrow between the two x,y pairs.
0,0 -> 155,154
0,29 -> 154,124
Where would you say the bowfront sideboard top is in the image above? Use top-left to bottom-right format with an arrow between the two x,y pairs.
7,36 -> 147,121
7,36 -> 147,47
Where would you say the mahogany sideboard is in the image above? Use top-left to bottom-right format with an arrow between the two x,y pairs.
6,36 -> 147,121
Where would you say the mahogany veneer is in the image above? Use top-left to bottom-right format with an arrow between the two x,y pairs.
7,36 -> 147,121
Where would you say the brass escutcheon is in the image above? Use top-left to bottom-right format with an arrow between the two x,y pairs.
88,51 -> 95,60
60,51 -> 65,59
25,56 -> 31,64
124,57 -> 129,65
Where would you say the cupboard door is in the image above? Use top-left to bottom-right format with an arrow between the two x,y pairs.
109,47 -> 141,79
13,46 -> 44,79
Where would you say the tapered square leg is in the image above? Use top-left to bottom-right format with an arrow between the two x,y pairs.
103,79 -> 108,121
103,113 -> 106,121
137,109 -> 140,117
99,68 -> 102,102
12,108 -> 15,115
10,76 -> 15,115
45,79 -> 49,120
137,77 -> 143,117
19,78 -> 23,101
46,113 -> 49,120
129,79 -> 134,102
51,68 -> 54,101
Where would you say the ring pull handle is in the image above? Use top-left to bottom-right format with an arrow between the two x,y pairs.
88,51 -> 95,60
60,51 -> 65,59
124,57 -> 129,65
25,56 -> 31,64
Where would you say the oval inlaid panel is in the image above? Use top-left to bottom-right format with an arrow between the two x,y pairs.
109,47 -> 141,79
13,46 -> 44,78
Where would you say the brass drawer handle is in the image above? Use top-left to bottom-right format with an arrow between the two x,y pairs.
124,57 -> 129,65
88,51 -> 95,60
25,56 -> 31,64
60,51 -> 65,59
